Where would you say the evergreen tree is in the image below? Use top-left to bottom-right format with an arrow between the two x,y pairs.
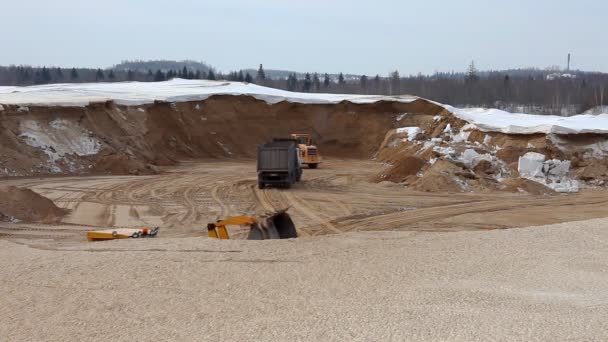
108,70 -> 115,81
302,73 -> 312,92
182,66 -> 188,79
95,69 -> 105,81
338,72 -> 345,84
127,70 -> 134,81
70,68 -> 79,80
373,74 -> 381,93
389,71 -> 400,95
166,70 -> 174,79
147,69 -> 154,81
256,64 -> 266,83
312,73 -> 321,92
360,75 -> 368,91
323,73 -> 330,88
465,61 -> 479,84
17,66 -> 31,84
238,70 -> 244,82
207,69 -> 216,80
55,67 -> 64,81
245,72 -> 253,83
195,70 -> 201,79
41,67 -> 52,83
154,70 -> 165,82
287,73 -> 297,91
188,71 -> 195,79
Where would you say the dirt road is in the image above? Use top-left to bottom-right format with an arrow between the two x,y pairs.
2,159 -> 608,242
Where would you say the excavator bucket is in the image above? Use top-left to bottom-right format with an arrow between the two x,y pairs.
248,210 -> 298,240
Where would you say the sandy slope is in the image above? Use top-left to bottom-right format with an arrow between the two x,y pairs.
1,218 -> 608,341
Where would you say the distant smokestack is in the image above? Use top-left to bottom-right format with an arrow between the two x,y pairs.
567,53 -> 571,72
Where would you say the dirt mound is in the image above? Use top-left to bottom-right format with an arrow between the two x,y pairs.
372,110 -> 608,193
409,160 -> 467,192
501,178 -> 556,195
92,152 -> 156,175
372,156 -> 426,183
0,97 -> 447,177
0,186 -> 67,223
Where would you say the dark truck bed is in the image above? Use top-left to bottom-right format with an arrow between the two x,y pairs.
257,139 -> 302,189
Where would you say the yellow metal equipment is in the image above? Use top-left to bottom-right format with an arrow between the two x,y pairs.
290,133 -> 321,169
207,209 -> 297,240
87,227 -> 159,241
207,216 -> 258,240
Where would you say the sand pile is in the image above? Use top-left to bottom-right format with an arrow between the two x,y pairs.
374,111 -> 608,194
0,186 -> 67,223
0,97 -> 442,177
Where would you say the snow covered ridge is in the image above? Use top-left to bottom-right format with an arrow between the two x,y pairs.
2,79 -> 608,135
445,105 -> 608,135
0,79 -> 418,106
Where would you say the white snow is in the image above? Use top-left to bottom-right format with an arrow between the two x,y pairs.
461,149 -> 493,168
396,127 -> 422,141
0,79 -> 418,107
445,105 -> 608,135
19,119 -> 101,170
396,113 -> 408,121
443,123 -> 452,134
3,79 -> 608,136
518,152 -> 546,178
517,152 -> 579,193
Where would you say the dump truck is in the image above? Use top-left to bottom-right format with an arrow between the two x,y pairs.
290,133 -> 321,169
257,139 -> 302,189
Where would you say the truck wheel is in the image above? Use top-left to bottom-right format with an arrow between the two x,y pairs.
258,182 -> 265,189
309,163 -> 318,169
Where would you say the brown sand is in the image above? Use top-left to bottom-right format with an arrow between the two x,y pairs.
0,186 -> 67,223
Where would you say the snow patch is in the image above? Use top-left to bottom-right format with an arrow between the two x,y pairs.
396,113 -> 408,121
19,119 -> 101,171
445,105 -> 608,135
461,149 -> 493,168
396,127 -> 422,141
518,152 -> 579,193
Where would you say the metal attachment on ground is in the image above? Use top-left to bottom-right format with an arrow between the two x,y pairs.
87,226 -> 160,241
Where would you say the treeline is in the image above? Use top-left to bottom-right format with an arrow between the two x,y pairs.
1,62 -> 607,115
0,65 -> 223,85
256,63 -> 608,115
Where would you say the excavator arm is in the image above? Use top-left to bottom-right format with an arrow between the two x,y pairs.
207,216 -> 258,239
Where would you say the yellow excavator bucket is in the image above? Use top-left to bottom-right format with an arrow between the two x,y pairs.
207,210 -> 297,240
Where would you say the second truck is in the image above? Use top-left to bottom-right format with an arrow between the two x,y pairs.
290,133 -> 321,169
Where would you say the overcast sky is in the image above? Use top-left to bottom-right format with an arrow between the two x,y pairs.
1,0 -> 606,75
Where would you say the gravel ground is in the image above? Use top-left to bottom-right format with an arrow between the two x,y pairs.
2,218 -> 608,341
